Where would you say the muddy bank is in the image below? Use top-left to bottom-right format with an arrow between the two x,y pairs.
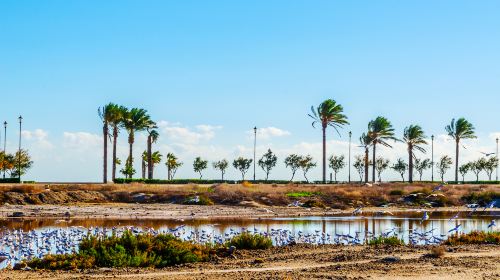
0,203 -> 497,221
2,244 -> 499,279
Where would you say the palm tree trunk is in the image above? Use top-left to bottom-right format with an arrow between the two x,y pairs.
147,136 -> 153,179
364,148 -> 369,183
455,140 -> 459,182
103,122 -> 108,184
322,126 -> 326,184
128,133 -> 133,179
409,147 -> 413,183
112,126 -> 118,182
372,142 -> 376,182
141,160 -> 146,179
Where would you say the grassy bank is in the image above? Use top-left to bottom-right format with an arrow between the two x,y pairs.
0,183 -> 498,209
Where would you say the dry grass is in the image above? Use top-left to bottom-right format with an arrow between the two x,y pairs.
427,246 -> 446,258
0,182 -> 498,207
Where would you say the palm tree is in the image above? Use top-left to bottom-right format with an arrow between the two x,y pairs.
368,116 -> 397,183
309,99 -> 349,183
445,118 -> 476,182
108,105 -> 127,182
97,103 -> 114,184
146,128 -> 159,179
121,108 -> 154,179
402,125 -> 427,183
359,132 -> 372,183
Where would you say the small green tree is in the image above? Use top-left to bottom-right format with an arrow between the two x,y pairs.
258,149 -> 278,181
120,158 -> 136,178
165,153 -> 182,180
299,155 -> 316,183
3,149 -> 33,178
212,159 -> 229,181
469,159 -> 485,182
392,158 -> 408,182
193,157 -> 208,179
353,155 -> 365,183
459,162 -> 471,183
284,154 -> 302,181
233,157 -> 253,180
375,157 -> 390,182
414,158 -> 432,181
484,157 -> 498,181
328,155 -> 345,182
437,155 -> 453,182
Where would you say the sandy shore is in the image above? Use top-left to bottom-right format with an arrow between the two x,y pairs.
2,244 -> 499,279
0,203 -> 489,221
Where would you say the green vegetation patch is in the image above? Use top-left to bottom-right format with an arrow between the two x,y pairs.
182,195 -> 214,205
286,191 -> 322,198
461,192 -> 499,206
444,231 -> 500,245
226,232 -> 273,250
368,236 -> 405,246
26,231 -> 210,270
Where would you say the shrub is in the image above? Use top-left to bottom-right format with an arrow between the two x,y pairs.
302,199 -> 326,208
389,189 -> 404,196
444,231 -> 500,245
26,231 -> 211,270
460,192 -> 499,206
0,178 -> 21,183
368,236 -> 404,246
226,233 -> 273,250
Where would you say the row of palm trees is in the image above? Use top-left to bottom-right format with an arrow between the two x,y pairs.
99,103 -> 158,182
99,100 -> 484,183
310,99 -> 477,184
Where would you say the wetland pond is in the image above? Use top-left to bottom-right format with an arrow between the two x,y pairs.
0,210 -> 498,269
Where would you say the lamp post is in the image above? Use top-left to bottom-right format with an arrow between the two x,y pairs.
431,135 -> 434,182
348,131 -> 352,183
3,121 -> 6,179
253,127 -> 257,182
496,138 -> 499,182
18,116 -> 22,182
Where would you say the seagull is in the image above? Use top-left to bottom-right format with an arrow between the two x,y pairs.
352,207 -> 363,215
449,212 -> 460,222
448,224 -> 462,233
487,220 -> 496,229
421,211 -> 430,223
480,152 -> 495,157
483,201 -> 496,211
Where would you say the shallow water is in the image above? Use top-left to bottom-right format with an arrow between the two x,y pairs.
0,211 -> 498,269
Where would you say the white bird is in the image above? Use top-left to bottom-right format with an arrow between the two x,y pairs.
448,224 -> 462,233
421,211 -> 430,223
352,207 -> 363,215
487,220 -> 496,229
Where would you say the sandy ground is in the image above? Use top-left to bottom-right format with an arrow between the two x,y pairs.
0,203 -> 490,221
1,244 -> 499,279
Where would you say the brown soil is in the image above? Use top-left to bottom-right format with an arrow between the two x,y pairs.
2,244 -> 499,279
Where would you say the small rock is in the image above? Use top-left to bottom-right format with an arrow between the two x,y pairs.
10,212 -> 24,218
381,256 -> 401,263
253,258 -> 264,264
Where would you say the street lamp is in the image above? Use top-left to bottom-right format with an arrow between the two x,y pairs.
18,116 -> 22,182
348,131 -> 352,183
253,127 -> 257,182
431,135 -> 434,182
3,121 -> 6,179
496,138 -> 499,182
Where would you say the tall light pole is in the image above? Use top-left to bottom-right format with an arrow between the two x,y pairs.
348,131 -> 352,183
431,135 -> 434,182
18,116 -> 22,182
253,126 -> 257,182
496,138 -> 499,182
3,121 -> 6,179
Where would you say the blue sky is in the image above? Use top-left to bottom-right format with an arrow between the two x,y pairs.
1,1 -> 500,182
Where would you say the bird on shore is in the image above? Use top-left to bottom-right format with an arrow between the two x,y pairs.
421,211 -> 430,223
352,207 -> 363,216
